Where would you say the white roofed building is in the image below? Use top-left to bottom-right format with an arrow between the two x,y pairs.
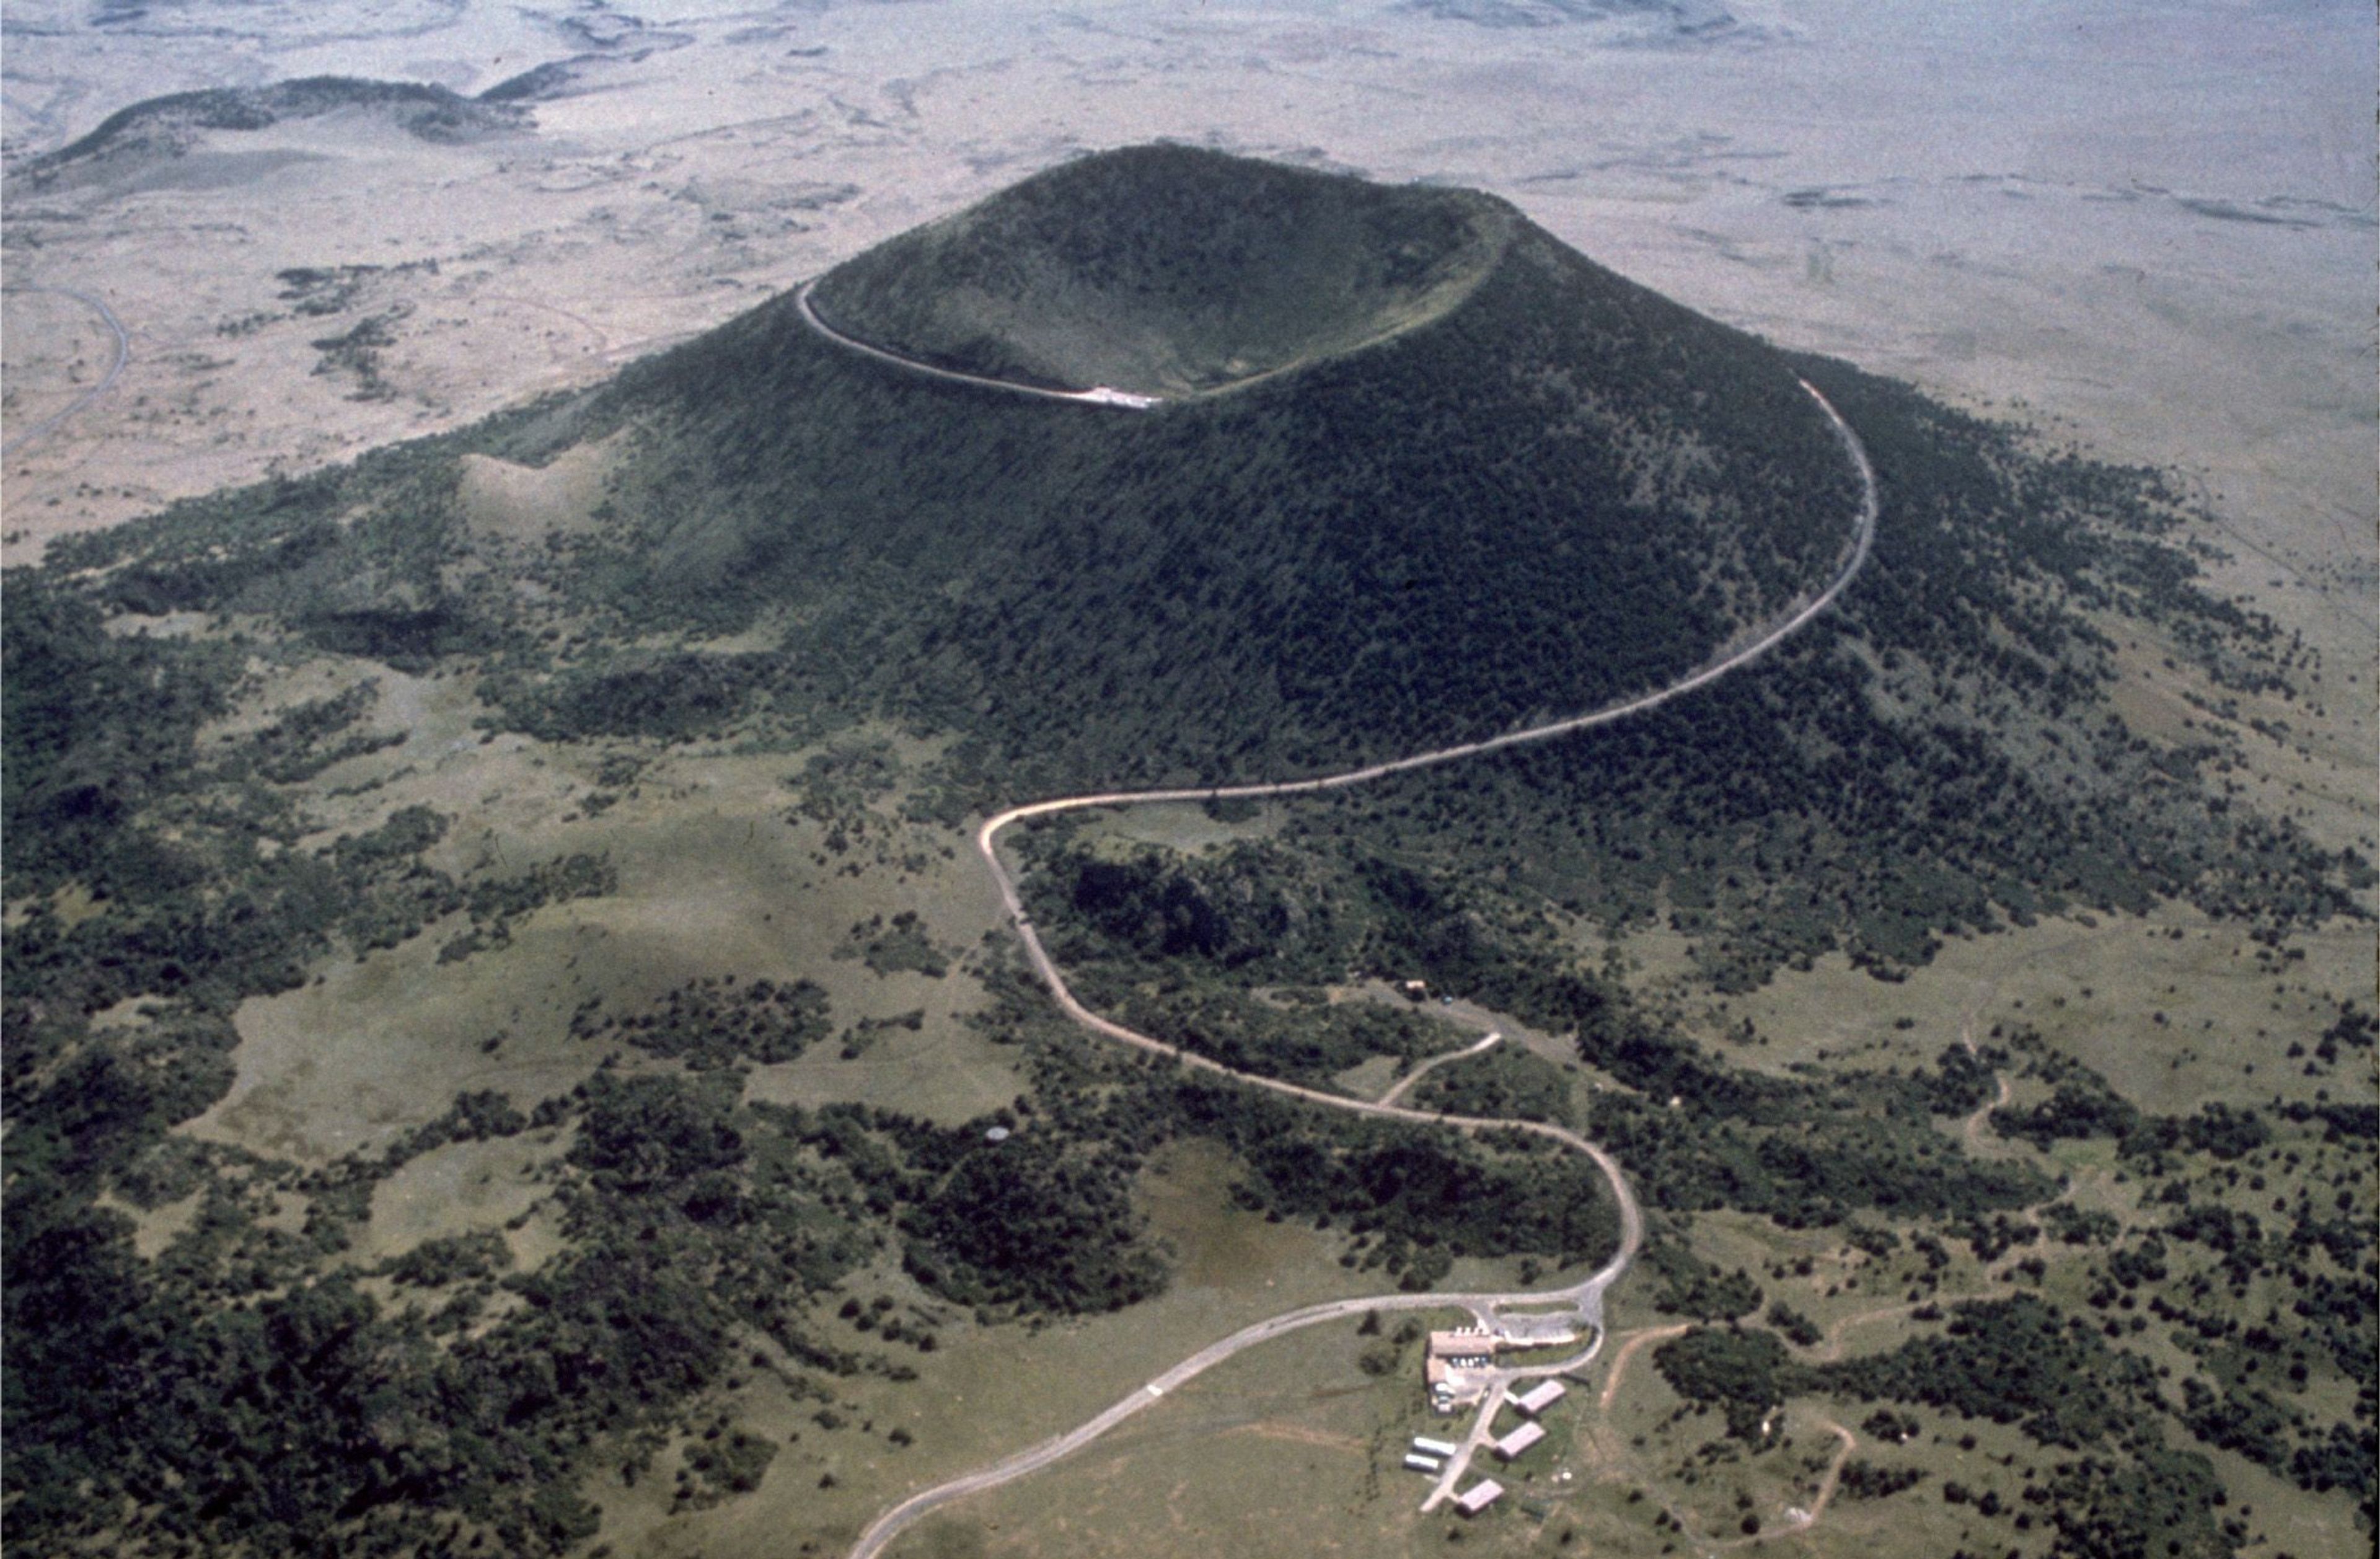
1492,1421 -> 1546,1461
1510,1379 -> 1567,1417
1427,1328 -> 1495,1366
1426,1326 -> 1498,1413
1453,1478 -> 1505,1516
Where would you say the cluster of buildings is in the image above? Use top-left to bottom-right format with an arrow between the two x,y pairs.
1402,1434 -> 1461,1475
1424,1326 -> 1497,1413
1424,1323 -> 1582,1414
1488,1379 -> 1566,1465
1403,1432 -> 1506,1514
1403,1374 -> 1573,1519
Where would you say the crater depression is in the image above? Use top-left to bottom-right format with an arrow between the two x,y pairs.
806,144 -> 1515,399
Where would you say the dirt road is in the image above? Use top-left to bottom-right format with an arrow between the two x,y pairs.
1377,1029 -> 1502,1107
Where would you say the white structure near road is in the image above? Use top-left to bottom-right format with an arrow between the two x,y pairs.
1426,1326 -> 1499,1413
1510,1379 -> 1567,1417
1453,1478 -> 1505,1516
1491,1420 -> 1546,1461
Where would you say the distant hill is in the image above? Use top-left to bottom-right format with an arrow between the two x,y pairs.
14,77 -> 528,192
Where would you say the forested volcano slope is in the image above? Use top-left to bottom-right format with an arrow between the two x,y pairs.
37,146 -> 2356,947
7,148 -> 2371,1559
475,146 -> 1865,786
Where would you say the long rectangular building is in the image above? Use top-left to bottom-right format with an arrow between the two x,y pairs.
1492,1420 -> 1546,1461
1510,1379 -> 1567,1417
1453,1478 -> 1505,1516
1427,1328 -> 1495,1366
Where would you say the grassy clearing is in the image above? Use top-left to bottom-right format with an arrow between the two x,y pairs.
875,1315 -> 1468,1559
454,435 -> 617,547
102,1185 -> 207,1260
355,1129 -> 562,1264
183,724 -> 1008,1166
1662,899 -> 2367,1118
625,1137 -> 1465,1559
1071,798 -> 1287,855
2100,619 -> 2373,863
1331,1053 -> 1403,1100
744,1012 -> 1023,1128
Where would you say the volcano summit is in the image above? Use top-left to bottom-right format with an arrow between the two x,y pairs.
477,144 -> 1870,786
804,145 -> 1516,400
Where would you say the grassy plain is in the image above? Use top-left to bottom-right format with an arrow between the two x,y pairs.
1670,903 -> 2370,1118
199,665 -> 2353,1559
180,687 -> 1016,1165
596,1137 -> 1562,1559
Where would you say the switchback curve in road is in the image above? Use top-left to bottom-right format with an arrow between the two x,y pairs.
842,379 -> 1877,1559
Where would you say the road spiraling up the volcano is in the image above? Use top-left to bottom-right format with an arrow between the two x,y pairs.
795,281 -> 1164,408
827,309 -> 1879,1554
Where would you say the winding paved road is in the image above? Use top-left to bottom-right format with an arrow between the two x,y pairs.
839,373 -> 1879,1557
794,281 -> 1162,409
2,284 -> 129,458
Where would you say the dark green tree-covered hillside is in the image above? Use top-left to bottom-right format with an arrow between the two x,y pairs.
51,147 -> 1865,794
1250,356 -> 2367,987
6,145 -> 2367,1557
